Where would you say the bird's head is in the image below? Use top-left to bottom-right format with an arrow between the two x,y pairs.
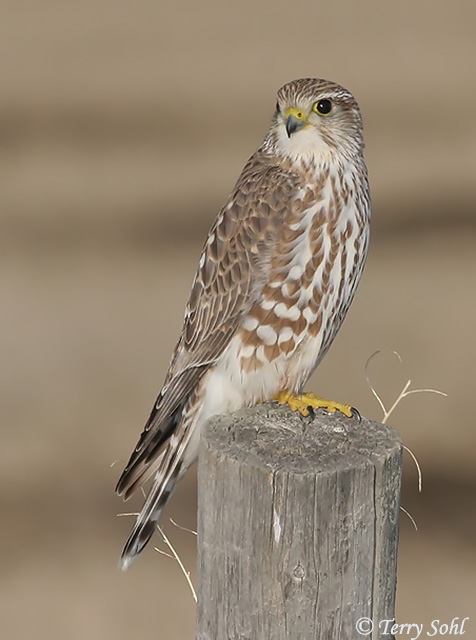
266,78 -> 365,165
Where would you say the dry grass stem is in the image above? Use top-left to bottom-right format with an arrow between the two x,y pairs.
116,511 -> 197,603
365,349 -> 447,495
155,525 -> 197,603
365,350 -> 447,424
403,444 -> 423,493
169,518 -> 198,536
110,459 -> 126,468
399,506 -> 419,532
117,492 -> 197,601
365,349 -> 448,528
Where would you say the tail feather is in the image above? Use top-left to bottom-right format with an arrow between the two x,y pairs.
116,405 -> 182,499
118,394 -> 201,570
119,470 -> 180,571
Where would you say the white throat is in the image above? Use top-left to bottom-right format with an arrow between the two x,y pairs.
275,125 -> 337,166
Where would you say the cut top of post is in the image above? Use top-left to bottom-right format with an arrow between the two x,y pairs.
203,402 -> 401,474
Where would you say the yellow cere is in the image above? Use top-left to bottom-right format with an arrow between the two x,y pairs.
284,107 -> 307,121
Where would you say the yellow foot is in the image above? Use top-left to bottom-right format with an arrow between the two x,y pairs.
273,391 -> 356,419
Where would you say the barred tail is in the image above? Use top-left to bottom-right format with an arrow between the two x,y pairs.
119,461 -> 182,571
118,395 -> 200,570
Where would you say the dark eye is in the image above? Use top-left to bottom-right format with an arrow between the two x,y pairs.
313,99 -> 333,116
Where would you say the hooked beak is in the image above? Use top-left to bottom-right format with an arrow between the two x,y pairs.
285,108 -> 307,138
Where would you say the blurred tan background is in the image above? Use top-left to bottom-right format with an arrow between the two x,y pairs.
1,1 -> 475,638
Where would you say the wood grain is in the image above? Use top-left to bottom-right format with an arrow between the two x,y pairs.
197,403 -> 402,640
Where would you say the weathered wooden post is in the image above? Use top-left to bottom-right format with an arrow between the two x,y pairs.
197,402 -> 401,640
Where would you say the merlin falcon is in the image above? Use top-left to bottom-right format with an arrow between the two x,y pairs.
116,77 -> 371,570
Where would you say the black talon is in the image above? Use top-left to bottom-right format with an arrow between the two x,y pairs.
307,405 -> 315,419
350,407 -> 361,422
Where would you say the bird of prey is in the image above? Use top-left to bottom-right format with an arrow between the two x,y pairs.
116,77 -> 371,570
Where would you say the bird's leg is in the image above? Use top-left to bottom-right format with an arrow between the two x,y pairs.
273,390 -> 356,418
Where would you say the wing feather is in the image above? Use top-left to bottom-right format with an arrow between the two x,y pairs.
116,153 -> 300,497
